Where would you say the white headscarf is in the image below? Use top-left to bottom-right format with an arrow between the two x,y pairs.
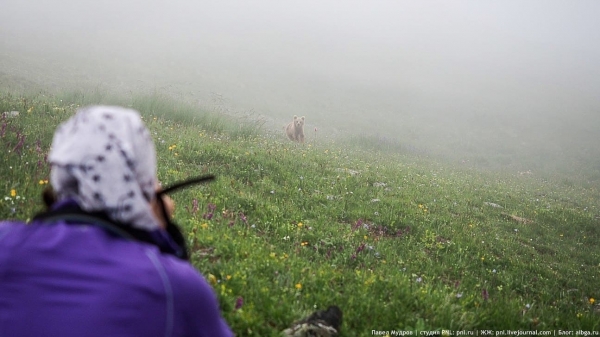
49,106 -> 160,231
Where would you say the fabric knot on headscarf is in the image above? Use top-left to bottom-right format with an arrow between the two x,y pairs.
49,106 -> 160,231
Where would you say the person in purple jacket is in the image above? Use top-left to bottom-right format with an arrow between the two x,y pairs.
0,106 -> 234,337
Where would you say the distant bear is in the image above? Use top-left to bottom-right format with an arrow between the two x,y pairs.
285,115 -> 305,143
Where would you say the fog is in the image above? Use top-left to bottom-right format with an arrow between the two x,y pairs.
1,0 -> 599,175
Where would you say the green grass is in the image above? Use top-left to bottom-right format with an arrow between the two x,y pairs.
1,90 -> 599,336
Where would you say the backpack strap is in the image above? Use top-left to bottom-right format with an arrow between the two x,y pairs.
33,205 -> 188,260
39,213 -> 137,241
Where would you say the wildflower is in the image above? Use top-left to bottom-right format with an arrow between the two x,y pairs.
226,275 -> 232,280
577,313 -> 583,319
235,296 -> 244,310
492,269 -> 497,273
270,252 -> 276,258
168,144 -> 176,151
295,283 -> 302,290
416,277 -> 422,283
301,241 -> 309,246
283,236 -> 290,241
297,222 -> 303,228
191,199 -> 199,214
456,293 -> 463,298
251,224 -> 256,229
200,223 -> 209,229
482,288 -> 489,301
590,298 -> 595,305
525,304 -> 531,309
208,274 -> 217,285
38,180 -> 48,185
238,212 -> 248,224
10,189 -> 16,197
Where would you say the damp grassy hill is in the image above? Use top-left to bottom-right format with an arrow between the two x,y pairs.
1,89 -> 599,336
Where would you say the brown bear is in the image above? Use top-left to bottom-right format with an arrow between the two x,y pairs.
285,115 -> 305,143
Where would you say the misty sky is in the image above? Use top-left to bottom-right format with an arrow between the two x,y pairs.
1,0 -> 599,171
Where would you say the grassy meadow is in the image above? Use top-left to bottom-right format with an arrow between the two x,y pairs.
1,89 -> 599,336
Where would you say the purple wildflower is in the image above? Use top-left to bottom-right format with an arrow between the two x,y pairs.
482,288 -> 489,301
207,203 -> 216,212
238,211 -> 247,224
13,134 -> 25,155
352,219 -> 363,231
235,296 -> 244,310
191,199 -> 199,215
356,243 -> 366,254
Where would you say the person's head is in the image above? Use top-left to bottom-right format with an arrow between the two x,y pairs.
48,106 -> 171,230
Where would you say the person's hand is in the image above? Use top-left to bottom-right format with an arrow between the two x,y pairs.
151,185 -> 175,230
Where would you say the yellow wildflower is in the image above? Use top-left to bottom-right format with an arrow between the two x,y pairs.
590,298 -> 595,305
200,223 -> 209,229
10,189 -> 16,197
295,283 -> 302,290
297,222 -> 303,228
208,274 -> 217,285
226,275 -> 232,281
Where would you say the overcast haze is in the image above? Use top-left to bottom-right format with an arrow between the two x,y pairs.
1,1 -> 599,174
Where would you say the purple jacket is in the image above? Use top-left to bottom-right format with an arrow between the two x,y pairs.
0,209 -> 234,337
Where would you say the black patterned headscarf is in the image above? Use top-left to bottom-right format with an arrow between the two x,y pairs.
49,106 -> 160,231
